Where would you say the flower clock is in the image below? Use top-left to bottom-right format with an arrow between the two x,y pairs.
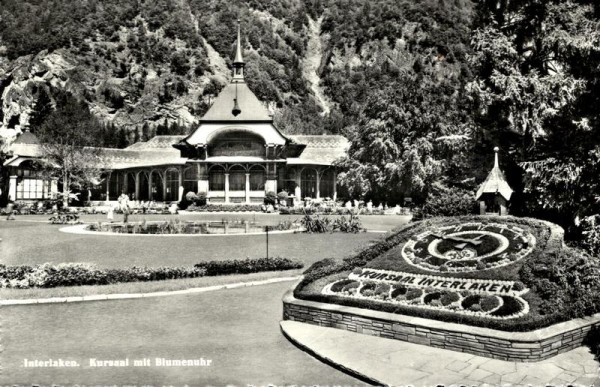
402,222 -> 536,272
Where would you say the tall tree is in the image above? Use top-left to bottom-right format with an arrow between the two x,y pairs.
337,75 -> 473,204
468,0 -> 600,224
36,91 -> 105,207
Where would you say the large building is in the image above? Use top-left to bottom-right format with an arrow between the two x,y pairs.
2,26 -> 348,205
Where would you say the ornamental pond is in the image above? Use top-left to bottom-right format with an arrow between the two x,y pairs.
86,219 -> 299,235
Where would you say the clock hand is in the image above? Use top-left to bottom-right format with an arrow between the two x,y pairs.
431,233 -> 484,246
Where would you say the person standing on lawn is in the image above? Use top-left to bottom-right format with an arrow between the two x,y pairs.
117,191 -> 130,223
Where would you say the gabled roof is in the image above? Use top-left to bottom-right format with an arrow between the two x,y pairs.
475,148 -> 513,201
200,82 -> 272,122
287,135 -> 349,165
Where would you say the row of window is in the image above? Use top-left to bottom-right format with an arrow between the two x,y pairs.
16,178 -> 52,199
208,171 -> 265,191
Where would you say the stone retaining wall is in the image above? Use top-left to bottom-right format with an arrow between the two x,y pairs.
283,290 -> 600,362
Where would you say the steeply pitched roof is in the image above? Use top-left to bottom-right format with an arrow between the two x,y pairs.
475,148 -> 513,201
200,82 -> 272,122
287,135 -> 349,165
14,130 -> 40,145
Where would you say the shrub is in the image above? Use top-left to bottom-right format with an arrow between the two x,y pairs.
405,288 -> 423,300
185,204 -> 262,212
490,296 -> 523,317
469,304 -> 483,312
185,192 -> 197,202
194,257 -> 303,276
580,215 -> 600,256
330,279 -> 355,293
0,263 -> 205,288
391,286 -> 407,298
440,292 -> 460,306
374,282 -> 391,297
424,292 -> 442,304
512,281 -> 526,292
359,281 -> 377,295
413,184 -> 477,220
519,247 -> 600,318
461,295 -> 481,309
265,191 -> 277,205
0,257 -> 303,289
583,325 -> 600,362
480,295 -> 501,312
300,214 -> 333,233
333,214 -> 365,233
195,192 -> 207,206
277,191 -> 289,204
342,281 -> 360,292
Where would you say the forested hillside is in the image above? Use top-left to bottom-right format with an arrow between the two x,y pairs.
0,0 -> 599,227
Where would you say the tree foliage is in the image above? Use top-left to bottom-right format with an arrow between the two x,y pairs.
35,91 -> 106,207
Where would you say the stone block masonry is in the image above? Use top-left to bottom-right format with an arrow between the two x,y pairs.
283,290 -> 600,362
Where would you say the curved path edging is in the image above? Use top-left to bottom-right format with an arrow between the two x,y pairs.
0,276 -> 300,306
283,289 -> 600,362
280,321 -> 381,385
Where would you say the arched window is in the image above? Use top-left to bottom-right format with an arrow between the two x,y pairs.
138,172 -> 149,201
166,169 -> 179,201
183,167 -> 198,194
150,170 -> 163,201
229,165 -> 246,191
301,168 -> 318,199
208,130 -> 265,157
125,173 -> 136,197
249,165 -> 265,191
319,169 -> 335,199
209,166 -> 225,191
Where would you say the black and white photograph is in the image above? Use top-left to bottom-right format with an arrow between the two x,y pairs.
0,0 -> 599,385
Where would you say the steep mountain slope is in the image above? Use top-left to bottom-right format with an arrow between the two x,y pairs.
0,0 -> 475,142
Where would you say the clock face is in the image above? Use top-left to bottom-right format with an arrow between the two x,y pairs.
401,222 -> 536,272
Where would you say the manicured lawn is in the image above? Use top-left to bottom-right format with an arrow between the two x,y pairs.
1,281 -> 363,385
0,213 -> 407,269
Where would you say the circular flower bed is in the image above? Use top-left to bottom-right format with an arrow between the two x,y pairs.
401,222 -> 536,273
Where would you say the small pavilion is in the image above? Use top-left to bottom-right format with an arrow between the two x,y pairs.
475,147 -> 513,215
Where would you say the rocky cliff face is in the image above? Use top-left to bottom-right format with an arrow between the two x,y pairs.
0,17 -> 221,138
0,0 -> 470,140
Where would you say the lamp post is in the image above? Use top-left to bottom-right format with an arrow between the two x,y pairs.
265,225 -> 272,259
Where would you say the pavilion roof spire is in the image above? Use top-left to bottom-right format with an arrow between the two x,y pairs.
475,146 -> 513,201
232,19 -> 245,82
233,19 -> 244,66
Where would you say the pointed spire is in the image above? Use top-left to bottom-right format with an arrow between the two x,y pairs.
232,18 -> 245,82
234,19 -> 244,65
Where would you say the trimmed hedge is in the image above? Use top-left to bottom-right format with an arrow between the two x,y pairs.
185,204 -> 263,212
194,257 -> 303,276
0,257 -> 303,289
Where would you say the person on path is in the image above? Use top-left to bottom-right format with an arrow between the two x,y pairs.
107,204 -> 114,222
117,191 -> 130,223
6,195 -> 15,221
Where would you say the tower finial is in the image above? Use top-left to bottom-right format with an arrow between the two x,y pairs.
493,146 -> 500,169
